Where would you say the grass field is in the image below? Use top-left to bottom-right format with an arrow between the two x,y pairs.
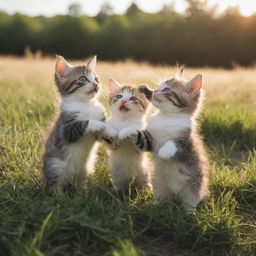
0,56 -> 256,256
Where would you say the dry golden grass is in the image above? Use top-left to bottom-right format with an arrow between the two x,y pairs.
1,56 -> 256,105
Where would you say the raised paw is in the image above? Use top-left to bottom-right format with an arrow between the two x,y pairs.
87,120 -> 105,133
104,124 -> 118,138
158,141 -> 177,160
119,127 -> 138,140
102,136 -> 119,150
138,84 -> 148,93
138,84 -> 153,100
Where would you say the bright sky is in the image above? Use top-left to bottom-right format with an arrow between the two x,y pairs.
0,0 -> 256,17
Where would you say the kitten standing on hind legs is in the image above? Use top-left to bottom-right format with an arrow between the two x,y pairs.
105,79 -> 151,191
123,71 -> 210,211
42,55 -> 116,195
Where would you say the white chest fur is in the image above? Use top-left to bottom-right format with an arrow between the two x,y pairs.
61,99 -> 105,121
147,113 -> 191,150
107,116 -> 144,132
59,99 -> 105,179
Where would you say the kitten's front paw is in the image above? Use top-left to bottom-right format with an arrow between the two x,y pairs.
87,120 -> 105,133
104,124 -> 118,138
119,127 -> 138,140
158,141 -> 177,160
103,125 -> 119,149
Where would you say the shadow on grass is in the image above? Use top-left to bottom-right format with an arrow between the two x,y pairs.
211,178 -> 256,208
0,180 -> 239,256
202,118 -> 256,152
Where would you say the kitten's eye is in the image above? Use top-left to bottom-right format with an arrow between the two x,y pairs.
95,77 -> 99,83
116,94 -> 122,99
130,96 -> 137,101
162,87 -> 170,92
79,76 -> 90,83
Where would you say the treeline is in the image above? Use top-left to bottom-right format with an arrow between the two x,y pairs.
0,0 -> 256,67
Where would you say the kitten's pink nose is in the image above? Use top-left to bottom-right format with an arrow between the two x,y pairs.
121,100 -> 127,104
92,83 -> 98,89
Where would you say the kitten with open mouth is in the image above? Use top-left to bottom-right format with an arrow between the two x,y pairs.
103,79 -> 150,191
119,104 -> 130,113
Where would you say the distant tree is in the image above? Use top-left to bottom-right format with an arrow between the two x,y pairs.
41,16 -> 99,58
98,15 -> 131,59
0,14 -> 42,55
95,3 -> 114,23
68,3 -> 82,17
0,2 -> 256,67
101,3 -> 114,15
185,0 -> 208,17
224,6 -> 241,17
126,3 -> 141,17
160,4 -> 175,15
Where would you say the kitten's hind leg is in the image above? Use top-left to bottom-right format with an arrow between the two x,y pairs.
135,154 -> 150,188
134,167 -> 148,188
45,180 -> 64,195
43,157 -> 65,195
111,167 -> 134,192
73,172 -> 87,191
152,183 -> 174,202
152,172 -> 178,205
112,175 -> 134,192
179,187 -> 201,212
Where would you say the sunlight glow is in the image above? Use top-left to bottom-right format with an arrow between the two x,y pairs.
213,0 -> 256,16
1,0 -> 256,17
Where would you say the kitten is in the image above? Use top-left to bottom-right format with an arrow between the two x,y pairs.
42,55 -> 116,195
120,72 -> 209,211
105,79 -> 150,191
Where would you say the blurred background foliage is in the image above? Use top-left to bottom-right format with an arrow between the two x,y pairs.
0,0 -> 256,67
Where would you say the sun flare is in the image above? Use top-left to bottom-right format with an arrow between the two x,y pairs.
216,0 -> 256,16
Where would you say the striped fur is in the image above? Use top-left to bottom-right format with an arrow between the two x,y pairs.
42,56 -> 116,195
133,75 -> 209,212
135,130 -> 153,151
139,85 -> 153,100
63,118 -> 89,143
55,66 -> 99,96
43,111 -> 105,194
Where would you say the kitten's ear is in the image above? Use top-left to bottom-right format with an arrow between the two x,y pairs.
185,74 -> 202,94
87,55 -> 97,71
55,55 -> 72,78
108,79 -> 121,93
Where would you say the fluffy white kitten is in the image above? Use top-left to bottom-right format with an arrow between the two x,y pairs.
105,79 -> 150,191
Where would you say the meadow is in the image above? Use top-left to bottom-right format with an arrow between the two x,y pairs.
0,56 -> 255,256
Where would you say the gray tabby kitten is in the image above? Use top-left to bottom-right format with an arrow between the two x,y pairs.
119,71 -> 209,211
43,55 -> 116,195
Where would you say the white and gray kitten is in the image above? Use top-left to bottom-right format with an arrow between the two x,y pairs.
105,79 -> 150,191
121,72 -> 209,211
42,56 -> 116,195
